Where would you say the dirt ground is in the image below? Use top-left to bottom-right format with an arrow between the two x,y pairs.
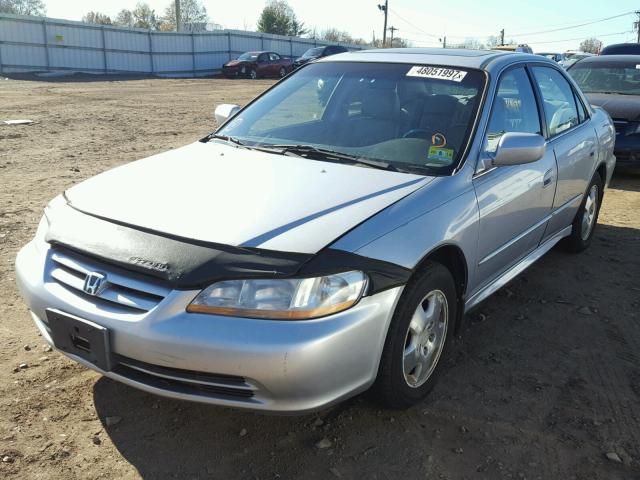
0,75 -> 639,480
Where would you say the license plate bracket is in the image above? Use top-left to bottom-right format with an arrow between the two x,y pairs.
46,309 -> 112,371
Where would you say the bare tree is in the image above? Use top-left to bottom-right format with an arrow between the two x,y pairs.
580,37 -> 603,54
161,0 -> 208,31
82,11 -> 112,25
0,0 -> 46,16
132,2 -> 159,29
114,9 -> 134,28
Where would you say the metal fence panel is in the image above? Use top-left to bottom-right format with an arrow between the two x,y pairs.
0,13 -> 364,76
107,51 -> 152,72
152,33 -> 192,53
49,47 -> 103,70
46,23 -> 102,48
1,43 -> 47,67
0,17 -> 43,43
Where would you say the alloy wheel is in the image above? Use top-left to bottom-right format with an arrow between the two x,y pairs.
581,184 -> 598,240
402,289 -> 449,388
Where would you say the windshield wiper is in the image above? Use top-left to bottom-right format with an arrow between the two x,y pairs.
205,133 -> 246,146
263,144 -> 400,172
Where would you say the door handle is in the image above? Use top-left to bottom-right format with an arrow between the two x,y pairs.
543,169 -> 554,188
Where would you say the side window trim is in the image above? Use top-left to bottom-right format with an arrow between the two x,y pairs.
483,65 -> 544,149
524,64 -> 549,139
530,63 -> 583,141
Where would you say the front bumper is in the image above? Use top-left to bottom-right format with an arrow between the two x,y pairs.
15,238 -> 403,413
614,134 -> 640,166
222,65 -> 246,77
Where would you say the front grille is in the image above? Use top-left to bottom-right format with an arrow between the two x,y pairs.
49,248 -> 170,313
113,355 -> 256,400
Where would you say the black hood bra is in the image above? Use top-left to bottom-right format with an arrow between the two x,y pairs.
45,202 -> 410,294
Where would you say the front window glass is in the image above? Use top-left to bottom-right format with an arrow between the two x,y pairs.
302,47 -> 324,58
485,67 -> 541,153
238,53 -> 258,61
569,61 -> 640,95
532,67 -> 579,137
217,62 -> 486,175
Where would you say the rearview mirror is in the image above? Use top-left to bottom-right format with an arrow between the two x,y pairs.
493,132 -> 546,166
214,104 -> 241,125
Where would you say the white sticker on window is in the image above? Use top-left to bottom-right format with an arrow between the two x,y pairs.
636,64 -> 640,69
406,66 -> 468,82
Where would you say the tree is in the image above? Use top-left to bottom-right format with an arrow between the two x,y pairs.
132,2 -> 159,29
451,38 -> 485,50
114,9 -> 134,28
82,11 -> 112,25
0,0 -> 46,16
161,0 -> 208,31
257,0 -> 307,36
320,28 -> 368,46
580,37 -> 603,54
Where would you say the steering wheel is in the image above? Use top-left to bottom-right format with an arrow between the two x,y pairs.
402,128 -> 431,139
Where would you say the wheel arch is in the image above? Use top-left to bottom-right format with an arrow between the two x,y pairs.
410,243 -> 468,333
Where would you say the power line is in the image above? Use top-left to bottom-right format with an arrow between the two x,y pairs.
510,11 -> 634,37
387,6 -> 440,39
526,30 -> 632,45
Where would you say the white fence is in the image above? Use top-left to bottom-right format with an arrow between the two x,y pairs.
0,13 -> 363,77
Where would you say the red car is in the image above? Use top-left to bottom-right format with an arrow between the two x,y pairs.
222,51 -> 293,79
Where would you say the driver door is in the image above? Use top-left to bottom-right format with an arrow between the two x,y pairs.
472,66 -> 558,289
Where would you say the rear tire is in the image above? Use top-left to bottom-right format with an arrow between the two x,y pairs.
559,172 -> 603,253
279,67 -> 286,78
372,261 -> 457,409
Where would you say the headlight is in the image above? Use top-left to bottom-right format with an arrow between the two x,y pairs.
186,271 -> 368,319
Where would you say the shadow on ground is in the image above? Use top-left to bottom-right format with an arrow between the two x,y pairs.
93,222 -> 640,479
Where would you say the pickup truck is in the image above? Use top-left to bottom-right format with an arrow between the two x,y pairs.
222,51 -> 293,79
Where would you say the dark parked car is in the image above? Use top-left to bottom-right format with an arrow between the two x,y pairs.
601,43 -> 640,56
223,51 -> 293,79
537,52 -> 567,63
293,45 -> 348,69
569,55 -> 640,167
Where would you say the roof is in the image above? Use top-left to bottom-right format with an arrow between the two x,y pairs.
317,47 -> 548,71
574,54 -> 640,65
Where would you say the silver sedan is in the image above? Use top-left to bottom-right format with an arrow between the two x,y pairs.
15,48 -> 616,412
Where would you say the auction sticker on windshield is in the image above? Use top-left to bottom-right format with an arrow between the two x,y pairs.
407,66 -> 468,82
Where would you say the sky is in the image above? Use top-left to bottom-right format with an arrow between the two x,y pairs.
42,0 -> 640,52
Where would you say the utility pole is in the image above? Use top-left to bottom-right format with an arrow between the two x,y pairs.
442,36 -> 447,49
388,26 -> 398,47
500,28 -> 505,46
378,1 -> 388,47
175,0 -> 181,32
636,11 -> 640,43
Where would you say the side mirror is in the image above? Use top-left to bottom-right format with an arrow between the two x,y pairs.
214,104 -> 240,125
493,132 -> 546,166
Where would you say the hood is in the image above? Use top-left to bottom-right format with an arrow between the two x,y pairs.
65,142 -> 432,254
224,60 -> 243,67
585,93 -> 640,121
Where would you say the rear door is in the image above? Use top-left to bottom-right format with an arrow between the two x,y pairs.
269,52 -> 281,75
530,66 -> 598,239
473,66 -> 558,288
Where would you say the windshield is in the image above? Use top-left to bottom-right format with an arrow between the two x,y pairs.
238,53 -> 258,61
216,62 -> 486,175
569,61 -> 640,95
302,47 -> 324,58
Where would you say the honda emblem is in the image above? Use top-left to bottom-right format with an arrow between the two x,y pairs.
83,272 -> 106,296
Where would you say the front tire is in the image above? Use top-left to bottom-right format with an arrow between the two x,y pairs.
560,172 -> 603,253
372,261 -> 457,409
249,68 -> 257,80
